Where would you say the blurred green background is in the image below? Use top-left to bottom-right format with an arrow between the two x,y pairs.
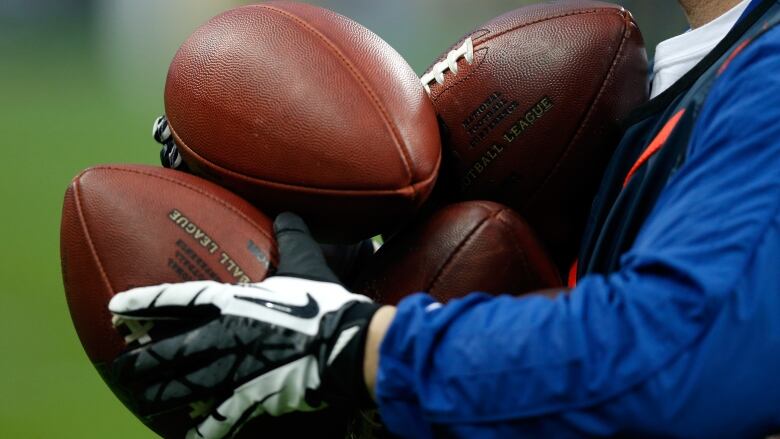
0,0 -> 686,437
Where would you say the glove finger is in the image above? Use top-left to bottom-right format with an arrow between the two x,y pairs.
113,314 -> 301,404
109,281 -> 225,320
111,319 -> 246,414
189,355 -> 323,439
273,212 -> 339,283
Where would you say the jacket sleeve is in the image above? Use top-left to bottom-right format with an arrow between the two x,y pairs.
374,30 -> 780,438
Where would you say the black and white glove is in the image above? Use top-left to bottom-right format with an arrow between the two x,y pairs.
107,213 -> 381,439
153,115 -> 189,171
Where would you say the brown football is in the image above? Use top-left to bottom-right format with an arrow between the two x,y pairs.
60,164 -> 278,437
164,2 -> 442,243
353,201 -> 563,305
421,1 -> 648,267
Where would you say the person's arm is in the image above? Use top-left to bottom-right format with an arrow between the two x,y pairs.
364,305 -> 396,400
369,30 -> 780,438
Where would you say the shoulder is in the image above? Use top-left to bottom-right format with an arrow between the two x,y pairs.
709,23 -> 780,100
691,24 -> 780,155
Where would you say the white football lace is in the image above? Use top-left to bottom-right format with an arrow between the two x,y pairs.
420,37 -> 474,94
112,315 -> 154,345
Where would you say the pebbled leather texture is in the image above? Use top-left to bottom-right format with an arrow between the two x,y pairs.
353,201 -> 563,305
60,164 -> 278,366
423,1 -> 648,268
165,2 -> 442,242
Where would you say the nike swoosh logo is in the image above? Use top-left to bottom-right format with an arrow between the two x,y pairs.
234,293 -> 319,319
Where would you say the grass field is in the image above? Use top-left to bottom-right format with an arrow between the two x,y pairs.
0,28 -> 159,438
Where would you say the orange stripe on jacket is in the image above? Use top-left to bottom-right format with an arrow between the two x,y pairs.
718,38 -> 753,75
623,109 -> 687,188
568,260 -> 578,288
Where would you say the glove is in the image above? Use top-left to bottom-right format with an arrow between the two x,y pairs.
107,212 -> 381,439
152,115 -> 189,171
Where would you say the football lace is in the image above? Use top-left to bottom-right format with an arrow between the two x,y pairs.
152,115 -> 185,170
420,37 -> 474,94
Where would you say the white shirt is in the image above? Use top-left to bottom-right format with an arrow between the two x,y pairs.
650,0 -> 751,98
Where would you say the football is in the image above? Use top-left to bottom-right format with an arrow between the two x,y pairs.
59,164 -> 277,436
353,201 -> 562,305
164,2 -> 442,242
421,1 -> 648,267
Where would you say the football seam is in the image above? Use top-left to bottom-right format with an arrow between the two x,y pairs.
494,208 -> 535,289
476,8 -> 624,48
427,202 -> 501,295
172,125 -> 438,198
523,10 -> 634,208
494,208 -> 562,288
88,166 -> 277,256
256,4 -> 418,193
427,8 -> 628,102
70,177 -> 118,297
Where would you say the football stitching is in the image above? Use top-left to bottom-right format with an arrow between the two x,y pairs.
257,4 -> 417,192
495,208 -> 562,290
69,177 -> 124,362
494,208 -> 534,290
524,10 -> 634,208
427,9 -> 623,101
408,157 -> 442,208
427,202 -> 501,296
71,179 -> 117,297
89,166 -> 278,266
171,125 -> 435,197
478,8 -> 624,47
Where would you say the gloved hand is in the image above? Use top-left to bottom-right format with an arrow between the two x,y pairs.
107,212 -> 381,439
152,115 -> 189,171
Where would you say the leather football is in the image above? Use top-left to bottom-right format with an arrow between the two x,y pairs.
59,164 -> 277,437
421,1 -> 648,267
353,201 -> 563,305
164,2 -> 442,243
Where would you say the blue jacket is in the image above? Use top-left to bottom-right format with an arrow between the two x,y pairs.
375,1 -> 780,437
